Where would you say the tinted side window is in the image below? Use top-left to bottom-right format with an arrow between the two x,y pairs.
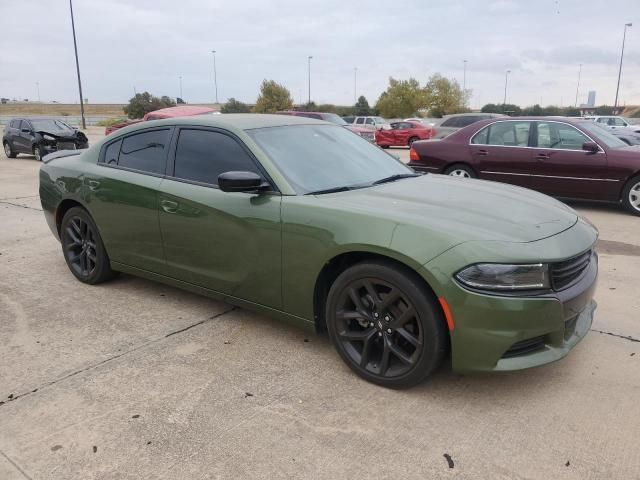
20,120 -> 32,131
355,118 -> 365,125
440,118 -> 457,127
173,129 -> 260,186
471,126 -> 489,144
118,129 -> 170,174
458,116 -> 483,127
365,118 -> 374,125
101,139 -> 122,165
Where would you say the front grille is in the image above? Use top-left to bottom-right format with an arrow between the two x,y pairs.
551,250 -> 592,290
57,142 -> 77,150
502,336 -> 546,359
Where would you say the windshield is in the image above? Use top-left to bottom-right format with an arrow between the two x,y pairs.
31,119 -> 73,131
320,113 -> 348,125
248,124 -> 413,194
579,122 -> 629,149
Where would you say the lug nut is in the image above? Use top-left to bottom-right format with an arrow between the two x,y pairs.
374,312 -> 379,318
384,315 -> 390,321
377,332 -> 382,337
387,328 -> 392,334
369,322 -> 374,327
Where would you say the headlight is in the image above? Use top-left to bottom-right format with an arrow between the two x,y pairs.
455,263 -> 550,291
42,134 -> 56,142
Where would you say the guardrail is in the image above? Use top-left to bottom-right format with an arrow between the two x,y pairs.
0,115 -> 111,127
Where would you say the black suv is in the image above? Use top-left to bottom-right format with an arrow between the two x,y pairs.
2,118 -> 89,161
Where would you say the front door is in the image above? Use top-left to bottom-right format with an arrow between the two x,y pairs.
158,127 -> 282,309
16,120 -> 33,152
468,121 -> 534,188
529,121 -> 612,200
84,127 -> 172,274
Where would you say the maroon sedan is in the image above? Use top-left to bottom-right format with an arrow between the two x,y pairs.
375,121 -> 435,148
409,117 -> 640,215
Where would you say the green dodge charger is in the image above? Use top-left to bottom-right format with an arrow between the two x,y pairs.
39,114 -> 598,388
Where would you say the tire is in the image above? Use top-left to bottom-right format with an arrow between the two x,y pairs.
60,207 -> 116,284
444,164 -> 476,178
3,141 -> 17,158
33,145 -> 43,162
325,260 -> 448,389
379,145 -> 390,149
408,136 -> 419,146
622,175 -> 640,216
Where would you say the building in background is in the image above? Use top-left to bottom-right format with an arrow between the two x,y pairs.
587,91 -> 596,107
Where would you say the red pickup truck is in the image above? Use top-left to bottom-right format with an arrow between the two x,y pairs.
105,106 -> 216,135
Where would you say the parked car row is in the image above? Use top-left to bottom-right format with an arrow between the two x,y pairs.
276,111 -> 375,142
408,116 -> 640,215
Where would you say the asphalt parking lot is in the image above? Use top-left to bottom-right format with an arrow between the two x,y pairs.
1,128 -> 639,479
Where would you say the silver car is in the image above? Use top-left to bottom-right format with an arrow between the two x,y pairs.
433,113 -> 506,139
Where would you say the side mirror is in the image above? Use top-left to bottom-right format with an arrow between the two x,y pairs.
582,142 -> 599,153
218,171 -> 267,193
21,128 -> 32,134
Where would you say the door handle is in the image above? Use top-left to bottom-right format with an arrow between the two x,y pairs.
535,153 -> 550,160
160,199 -> 179,213
87,180 -> 100,191
476,149 -> 489,156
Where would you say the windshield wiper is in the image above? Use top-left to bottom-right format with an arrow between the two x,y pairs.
372,173 -> 421,185
305,186 -> 355,195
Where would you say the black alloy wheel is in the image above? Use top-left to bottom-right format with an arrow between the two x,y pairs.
326,261 -> 447,388
61,207 -> 116,284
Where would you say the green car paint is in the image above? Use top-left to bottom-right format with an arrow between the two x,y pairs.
39,114 -> 598,374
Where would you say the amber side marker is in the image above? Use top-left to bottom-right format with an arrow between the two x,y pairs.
409,147 -> 419,162
438,297 -> 455,331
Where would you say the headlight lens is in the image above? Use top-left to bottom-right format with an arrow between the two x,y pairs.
42,134 -> 56,142
455,263 -> 550,291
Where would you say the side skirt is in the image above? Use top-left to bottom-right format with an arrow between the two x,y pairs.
111,261 -> 315,332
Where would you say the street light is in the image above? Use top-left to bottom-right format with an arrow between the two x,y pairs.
354,67 -> 357,104
179,75 -> 183,100
463,60 -> 467,106
614,23 -> 632,110
308,56 -> 313,105
503,69 -> 511,105
211,50 -> 218,104
36,82 -> 41,102
574,63 -> 582,107
69,0 -> 86,129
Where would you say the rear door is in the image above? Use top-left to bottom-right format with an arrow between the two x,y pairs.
157,127 -> 282,309
529,121 -> 611,200
468,120 -> 534,187
85,127 -> 171,273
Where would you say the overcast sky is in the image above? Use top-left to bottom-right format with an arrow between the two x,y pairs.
1,0 -> 638,108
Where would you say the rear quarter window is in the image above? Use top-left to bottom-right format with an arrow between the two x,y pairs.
117,129 -> 171,175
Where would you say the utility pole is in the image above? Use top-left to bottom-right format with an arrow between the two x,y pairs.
308,56 -> 313,105
503,70 -> 511,106
614,23 -> 632,111
69,0 -> 86,129
574,63 -> 582,107
463,60 -> 467,106
179,75 -> 183,100
36,82 -> 41,102
211,50 -> 218,104
354,67 -> 357,104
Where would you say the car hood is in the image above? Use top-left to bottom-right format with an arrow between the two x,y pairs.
36,128 -> 86,141
318,174 -> 578,244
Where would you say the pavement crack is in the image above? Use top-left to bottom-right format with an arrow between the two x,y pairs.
0,200 -> 42,212
0,194 -> 40,201
0,306 -> 236,407
0,449 -> 33,480
590,329 -> 640,343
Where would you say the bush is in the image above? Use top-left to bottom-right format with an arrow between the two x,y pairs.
97,116 -> 128,127
221,98 -> 251,113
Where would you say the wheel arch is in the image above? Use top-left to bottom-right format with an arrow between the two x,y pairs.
444,161 -> 477,176
312,250 -> 448,336
55,198 -> 90,236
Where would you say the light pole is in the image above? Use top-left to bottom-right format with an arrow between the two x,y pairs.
503,69 -> 511,106
179,75 -> 183,100
354,67 -> 357,104
463,60 -> 467,106
211,50 -> 218,104
614,23 -> 632,111
574,63 -> 582,107
36,82 -> 41,102
69,0 -> 86,129
307,56 -> 313,105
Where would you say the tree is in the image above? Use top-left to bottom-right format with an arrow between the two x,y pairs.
424,74 -> 467,117
354,96 -> 372,116
481,103 -> 502,113
221,98 -> 251,113
481,103 -> 521,115
253,80 -> 294,113
123,92 -> 175,119
375,78 -> 427,118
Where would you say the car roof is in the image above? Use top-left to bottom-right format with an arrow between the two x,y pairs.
118,113 -> 327,133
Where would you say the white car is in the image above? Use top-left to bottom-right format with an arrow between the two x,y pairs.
584,116 -> 640,134
349,116 -> 391,131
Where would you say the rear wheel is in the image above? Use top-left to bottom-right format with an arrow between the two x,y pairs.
326,260 -> 447,389
408,136 -> 419,146
33,145 -> 43,162
444,164 -> 476,178
622,175 -> 640,216
3,141 -> 17,158
61,207 -> 116,284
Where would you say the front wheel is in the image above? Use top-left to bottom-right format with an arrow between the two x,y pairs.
326,261 -> 447,389
33,145 -> 43,162
61,207 -> 117,284
408,136 -> 419,146
622,175 -> 640,216
444,164 -> 476,178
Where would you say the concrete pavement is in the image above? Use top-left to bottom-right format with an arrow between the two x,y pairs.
0,129 -> 639,479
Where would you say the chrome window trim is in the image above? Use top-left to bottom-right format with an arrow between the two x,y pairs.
468,119 -> 605,153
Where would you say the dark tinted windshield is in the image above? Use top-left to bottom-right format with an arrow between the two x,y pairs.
248,125 -> 412,194
579,121 -> 629,149
31,119 -> 73,131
